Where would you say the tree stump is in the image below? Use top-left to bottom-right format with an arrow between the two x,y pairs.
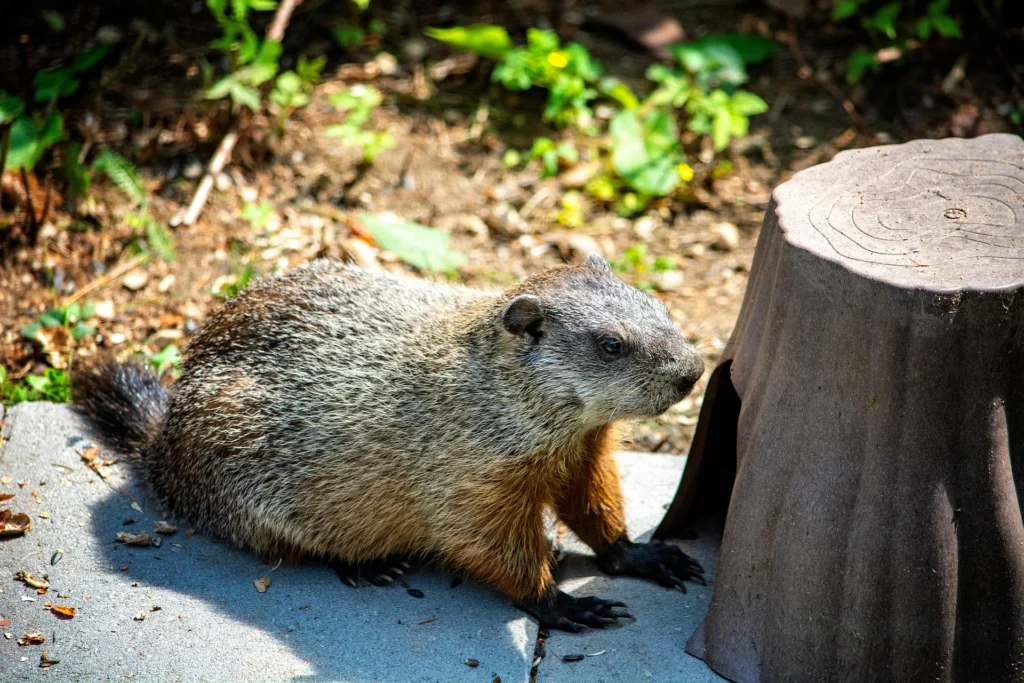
659,134 -> 1024,682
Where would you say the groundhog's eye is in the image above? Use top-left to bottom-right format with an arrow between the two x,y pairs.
600,337 -> 623,357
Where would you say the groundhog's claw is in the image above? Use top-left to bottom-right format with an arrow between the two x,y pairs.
331,556 -> 410,588
597,538 -> 706,591
518,590 -> 633,632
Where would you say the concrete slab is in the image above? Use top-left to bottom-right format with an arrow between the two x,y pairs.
0,403 -> 723,682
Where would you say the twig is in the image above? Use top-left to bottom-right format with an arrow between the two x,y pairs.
180,0 -> 304,226
61,252 -> 149,307
20,166 -> 38,242
0,123 -> 11,177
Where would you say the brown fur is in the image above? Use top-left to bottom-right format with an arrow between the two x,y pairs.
73,259 -> 703,607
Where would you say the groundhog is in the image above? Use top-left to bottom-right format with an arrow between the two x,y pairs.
74,255 -> 705,631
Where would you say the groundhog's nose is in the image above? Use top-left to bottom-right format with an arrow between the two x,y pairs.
672,353 -> 704,395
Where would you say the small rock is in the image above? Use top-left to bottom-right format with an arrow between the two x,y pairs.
633,215 -> 659,242
557,160 -> 602,190
484,202 -> 528,237
565,235 -> 603,260
96,25 -> 123,44
794,136 -> 816,150
93,300 -> 115,320
651,270 -> 685,292
711,223 -> 740,252
214,173 -> 232,192
458,215 -> 489,241
108,332 -> 126,345
239,186 -> 259,203
158,275 -> 176,293
340,238 -> 382,271
463,659 -> 479,668
401,38 -> 429,63
254,576 -> 271,593
133,612 -> 147,622
182,160 -> 203,180
122,270 -> 150,291
688,243 -> 707,259
371,52 -> 398,76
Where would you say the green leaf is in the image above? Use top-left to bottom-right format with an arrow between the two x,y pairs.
599,77 -> 639,109
230,82 -> 262,111
846,48 -> 880,83
275,71 -> 302,94
231,0 -> 248,20
711,107 -> 732,151
931,15 -> 962,38
359,213 -> 467,273
146,220 -> 177,263
832,0 -> 864,20
5,113 -> 66,172
333,25 -> 366,47
92,148 -> 146,205
205,76 -> 235,100
928,0 -> 952,15
863,3 -> 901,39
61,142 -> 91,196
248,0 -> 278,10
526,28 -> 560,54
916,17 -> 934,39
642,109 -> 678,156
0,90 -> 25,124
425,25 -> 512,59
730,90 -> 768,115
699,34 -> 776,64
609,110 -> 648,177
149,344 -> 183,377
70,321 -> 95,341
626,156 -> 678,196
21,322 -> 42,340
351,0 -> 371,10
241,200 -> 274,228
41,10 -> 65,31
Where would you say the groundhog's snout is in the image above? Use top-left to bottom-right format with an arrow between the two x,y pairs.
672,352 -> 705,396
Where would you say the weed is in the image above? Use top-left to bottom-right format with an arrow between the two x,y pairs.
148,344 -> 183,379
22,302 -> 96,343
241,200 -> 275,228
0,366 -> 71,405
529,137 -> 578,177
325,85 -> 394,162
358,212 -> 466,274
611,243 -> 677,291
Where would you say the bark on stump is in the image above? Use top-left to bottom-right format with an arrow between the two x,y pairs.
659,134 -> 1024,682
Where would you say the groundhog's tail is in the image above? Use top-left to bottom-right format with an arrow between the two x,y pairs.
72,359 -> 168,457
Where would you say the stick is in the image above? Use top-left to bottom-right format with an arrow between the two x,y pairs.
61,252 -> 149,307
180,0 -> 304,226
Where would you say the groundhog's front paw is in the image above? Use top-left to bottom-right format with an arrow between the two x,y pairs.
331,556 -> 411,587
597,538 -> 705,592
517,590 -> 633,633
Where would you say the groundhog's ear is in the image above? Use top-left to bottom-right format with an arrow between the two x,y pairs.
503,295 -> 545,337
586,253 -> 611,271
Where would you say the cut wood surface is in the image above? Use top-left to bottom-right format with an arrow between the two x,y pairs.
662,134 -> 1024,683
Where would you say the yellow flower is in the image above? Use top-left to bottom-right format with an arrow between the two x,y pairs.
547,51 -> 569,69
677,163 -> 695,183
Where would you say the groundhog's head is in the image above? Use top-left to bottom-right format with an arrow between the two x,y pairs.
502,254 -> 704,424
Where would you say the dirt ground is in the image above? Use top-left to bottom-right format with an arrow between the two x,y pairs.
1,0 -> 1020,453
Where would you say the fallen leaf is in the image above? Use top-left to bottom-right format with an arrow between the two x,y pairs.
0,619 -> 10,627
79,447 -> 116,478
38,512 -> 50,519
0,476 -> 11,484
133,611 -> 147,621
0,509 -> 32,535
0,493 -> 14,501
115,531 -> 153,546
185,528 -> 196,537
18,631 -> 44,646
254,575 -> 271,593
50,605 -> 76,619
15,570 -> 49,589
153,521 -> 177,534
39,649 -> 60,668
151,536 -> 162,548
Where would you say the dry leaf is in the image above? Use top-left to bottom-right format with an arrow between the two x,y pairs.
115,531 -> 153,546
50,605 -> 76,619
133,611 -> 147,621
18,631 -> 45,646
0,476 -> 11,484
152,536 -> 162,548
153,521 -> 177,535
39,649 -> 60,668
254,575 -> 271,593
80,447 -> 116,478
0,509 -> 32,535
15,570 -> 50,589
0,493 -> 14,501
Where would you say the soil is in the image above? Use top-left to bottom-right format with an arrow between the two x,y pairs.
1,0 -> 1020,454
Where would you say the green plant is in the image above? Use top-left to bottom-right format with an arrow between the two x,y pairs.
212,262 -> 256,298
241,200 -> 275,228
528,137 -> 578,177
148,344 -> 183,378
833,0 -> 964,82
359,213 -> 466,274
428,26 -> 601,125
22,302 -> 96,343
93,149 -> 176,263
610,109 -> 684,198
325,85 -> 394,162
205,0 -> 281,111
270,55 -> 325,128
0,366 -> 71,405
610,243 -> 676,291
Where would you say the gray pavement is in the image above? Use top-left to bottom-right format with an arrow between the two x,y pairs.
0,403 -> 723,682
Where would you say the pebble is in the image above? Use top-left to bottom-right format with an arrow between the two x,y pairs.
109,333 -> 126,345
458,215 -> 489,241
401,38 -> 429,63
484,202 -> 528,237
651,269 -> 684,292
794,136 -> 816,150
557,160 -> 601,190
182,160 -> 204,180
711,222 -> 740,252
158,275 -> 176,293
93,300 -> 116,320
632,215 -> 659,242
565,234 -> 602,260
122,270 -> 150,291
214,173 -> 232,192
